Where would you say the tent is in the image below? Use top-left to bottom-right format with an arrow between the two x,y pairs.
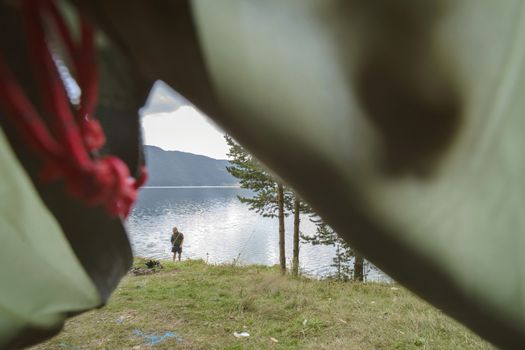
1,1 -> 525,348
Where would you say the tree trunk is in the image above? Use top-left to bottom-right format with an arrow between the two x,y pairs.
354,252 -> 364,282
336,245 -> 341,280
292,198 -> 300,277
277,183 -> 286,274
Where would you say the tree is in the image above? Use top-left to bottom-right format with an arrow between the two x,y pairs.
354,252 -> 364,282
226,135 -> 346,278
225,135 -> 289,274
225,134 -> 363,280
302,217 -> 365,281
288,193 -> 312,277
277,183 -> 286,274
292,197 -> 300,277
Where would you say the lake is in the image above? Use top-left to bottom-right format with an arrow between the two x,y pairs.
126,187 -> 388,281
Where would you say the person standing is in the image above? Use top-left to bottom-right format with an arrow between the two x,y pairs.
170,226 -> 184,262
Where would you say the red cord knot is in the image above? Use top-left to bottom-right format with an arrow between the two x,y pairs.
0,0 -> 147,218
81,117 -> 106,151
54,156 -> 142,218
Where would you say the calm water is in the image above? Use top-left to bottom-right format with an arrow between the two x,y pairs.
126,187 -> 387,280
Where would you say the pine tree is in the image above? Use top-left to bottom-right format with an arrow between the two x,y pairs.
292,197 -> 300,277
226,133 -> 365,281
302,217 -> 365,281
277,183 -> 286,274
225,135 -> 289,273
287,193 -> 311,277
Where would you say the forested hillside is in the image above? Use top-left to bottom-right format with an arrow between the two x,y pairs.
144,146 -> 238,186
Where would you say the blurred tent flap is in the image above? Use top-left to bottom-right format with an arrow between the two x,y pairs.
2,0 -> 525,349
0,127 -> 99,348
190,2 -> 525,347
0,1 -> 141,348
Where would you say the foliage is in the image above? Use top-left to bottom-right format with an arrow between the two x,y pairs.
226,134 -> 359,279
302,217 -> 363,281
225,135 -> 289,274
225,135 -> 289,218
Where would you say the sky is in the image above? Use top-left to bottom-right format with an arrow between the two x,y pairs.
140,81 -> 229,160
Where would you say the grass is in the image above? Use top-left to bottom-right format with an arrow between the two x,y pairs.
30,258 -> 495,350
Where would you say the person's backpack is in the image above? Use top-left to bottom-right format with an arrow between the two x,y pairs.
172,232 -> 183,246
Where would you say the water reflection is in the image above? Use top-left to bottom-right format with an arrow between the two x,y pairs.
126,187 -> 388,281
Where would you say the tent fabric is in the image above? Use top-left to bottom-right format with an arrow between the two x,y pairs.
69,1 -> 525,347
0,2 -> 142,347
0,0 -> 138,300
0,127 -> 100,349
2,0 -> 525,348
189,2 -> 525,347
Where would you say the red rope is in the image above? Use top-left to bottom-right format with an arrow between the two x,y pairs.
22,1 -> 91,168
0,0 -> 146,218
0,59 -> 63,160
45,1 -> 105,151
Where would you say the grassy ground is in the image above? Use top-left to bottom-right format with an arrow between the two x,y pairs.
31,259 -> 494,350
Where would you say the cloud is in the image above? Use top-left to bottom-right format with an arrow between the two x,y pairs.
141,106 -> 229,160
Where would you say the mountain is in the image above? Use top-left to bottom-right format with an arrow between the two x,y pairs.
143,145 -> 238,186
